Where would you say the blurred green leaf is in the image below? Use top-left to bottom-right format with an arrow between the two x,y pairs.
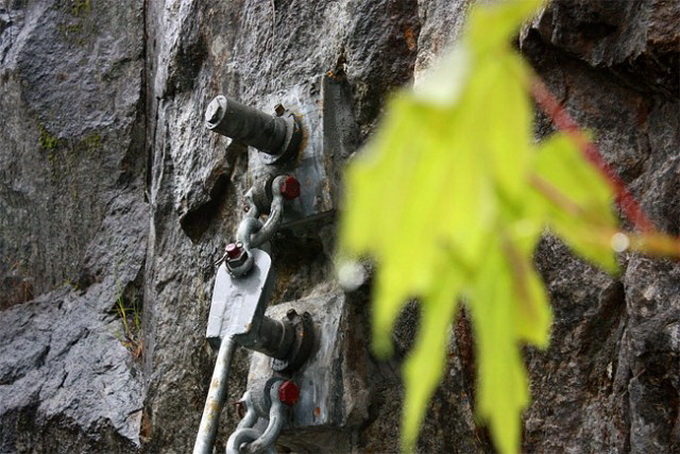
338,1 -> 624,453
532,133 -> 619,272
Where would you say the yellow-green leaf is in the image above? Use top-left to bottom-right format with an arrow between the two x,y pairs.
335,1 -> 629,453
467,240 -> 530,454
402,260 -> 463,450
467,0 -> 543,52
532,133 -> 619,272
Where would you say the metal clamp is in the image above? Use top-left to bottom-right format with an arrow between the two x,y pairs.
194,177 -> 313,454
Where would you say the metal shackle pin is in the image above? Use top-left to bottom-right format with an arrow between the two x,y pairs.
205,95 -> 301,164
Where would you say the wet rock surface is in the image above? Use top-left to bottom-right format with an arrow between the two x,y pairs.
0,0 -> 678,452
0,0 -> 147,453
0,186 -> 148,453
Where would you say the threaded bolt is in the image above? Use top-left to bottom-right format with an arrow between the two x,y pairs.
205,99 -> 223,123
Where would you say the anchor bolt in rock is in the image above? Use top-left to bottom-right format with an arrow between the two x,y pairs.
204,95 -> 302,164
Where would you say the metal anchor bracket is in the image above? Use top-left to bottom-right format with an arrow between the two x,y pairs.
195,259 -> 314,453
196,75 -> 360,452
246,293 -> 346,438
194,178 -> 314,454
205,74 -> 358,228
206,253 -> 314,372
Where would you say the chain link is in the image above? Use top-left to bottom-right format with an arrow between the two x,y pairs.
240,175 -> 286,250
227,380 -> 286,454
227,176 -> 287,277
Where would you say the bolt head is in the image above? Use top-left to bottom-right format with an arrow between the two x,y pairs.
233,401 -> 246,419
225,242 -> 243,259
280,176 -> 301,201
225,242 -> 248,269
278,380 -> 299,406
205,97 -> 224,124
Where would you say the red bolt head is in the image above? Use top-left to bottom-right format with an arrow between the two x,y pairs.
225,242 -> 243,259
280,176 -> 301,201
278,380 -> 299,406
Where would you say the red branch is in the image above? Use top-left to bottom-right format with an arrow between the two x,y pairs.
531,78 -> 655,233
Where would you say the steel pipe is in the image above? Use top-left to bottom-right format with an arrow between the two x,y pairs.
193,335 -> 237,454
205,95 -> 300,164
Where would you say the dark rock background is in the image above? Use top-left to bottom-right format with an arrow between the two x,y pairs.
0,0 -> 677,453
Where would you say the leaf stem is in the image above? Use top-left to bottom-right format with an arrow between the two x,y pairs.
530,78 -> 654,233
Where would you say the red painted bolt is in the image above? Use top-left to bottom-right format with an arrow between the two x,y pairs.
280,176 -> 301,201
278,380 -> 299,406
225,242 -> 243,259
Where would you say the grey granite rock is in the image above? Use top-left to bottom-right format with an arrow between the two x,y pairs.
1,0 -> 678,452
0,0 -> 147,453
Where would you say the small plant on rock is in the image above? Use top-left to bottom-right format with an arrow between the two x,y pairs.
115,295 -> 143,359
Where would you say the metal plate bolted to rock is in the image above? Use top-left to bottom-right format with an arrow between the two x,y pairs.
248,74 -> 358,227
246,292 -> 360,451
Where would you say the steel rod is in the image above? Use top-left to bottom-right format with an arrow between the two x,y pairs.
193,335 -> 237,454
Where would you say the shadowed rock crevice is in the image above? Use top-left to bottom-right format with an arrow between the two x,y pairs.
179,171 -> 230,243
532,0 -> 679,99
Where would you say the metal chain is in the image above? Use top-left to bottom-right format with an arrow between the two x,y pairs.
240,175 -> 286,250
235,391 -> 258,432
227,381 -> 286,454
226,175 -> 287,277
205,176 -> 294,454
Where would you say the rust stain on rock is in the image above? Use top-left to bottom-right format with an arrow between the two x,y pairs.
404,26 -> 417,51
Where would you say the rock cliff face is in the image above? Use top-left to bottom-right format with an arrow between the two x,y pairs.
0,0 -> 146,453
0,0 -> 678,453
